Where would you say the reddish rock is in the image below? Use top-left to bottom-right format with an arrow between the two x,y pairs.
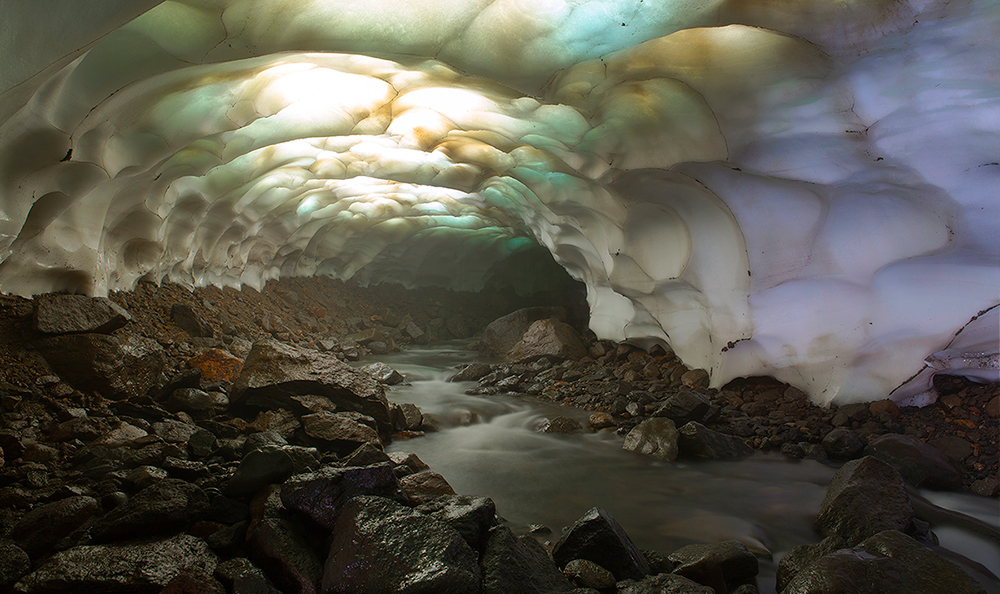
398,471 -> 456,505
869,400 -> 900,417
188,349 -> 243,383
986,396 -> 999,418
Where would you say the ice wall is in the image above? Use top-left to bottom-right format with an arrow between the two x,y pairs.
0,0 -> 997,404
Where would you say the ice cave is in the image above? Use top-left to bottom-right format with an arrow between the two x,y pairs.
1,0 -> 998,408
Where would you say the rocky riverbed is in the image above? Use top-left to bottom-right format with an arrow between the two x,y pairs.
0,277 -> 996,593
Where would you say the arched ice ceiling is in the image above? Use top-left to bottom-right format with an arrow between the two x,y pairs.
0,0 -> 997,404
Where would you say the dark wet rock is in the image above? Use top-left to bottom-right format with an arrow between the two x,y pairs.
301,412 -> 380,448
248,486 -> 324,594
481,525 -> 574,594
225,448 -> 296,498
188,427 -> 218,458
398,470 -> 457,505
14,533 -> 217,594
652,391 -> 713,425
322,495 -> 480,594
538,416 -> 585,434
588,412 -> 616,430
163,457 -> 211,482
730,585 -> 760,594
171,303 -> 214,337
553,507 -> 650,581
388,451 -> 431,477
677,422 -> 753,459
0,541 -> 31,589
667,539 -> 758,594
449,363 -> 493,382
927,435 -> 974,461
33,294 -> 131,335
362,362 -> 404,385
622,418 -> 679,462
167,388 -> 224,414
342,442 -> 392,467
866,433 -> 964,489
215,557 -> 281,594
563,559 -> 615,590
783,530 -> 986,594
506,319 -> 587,363
243,430 -> 288,454
153,419 -> 200,444
416,495 -> 497,552
814,456 -> 913,546
392,402 -> 424,431
280,463 -> 404,530
12,495 -> 99,557
641,549 -> 676,575
230,341 -> 391,431
91,478 -> 209,542
478,306 -> 567,359
37,333 -> 164,400
206,520 -> 248,557
616,573 -> 714,594
776,535 -> 847,592
820,428 -> 866,460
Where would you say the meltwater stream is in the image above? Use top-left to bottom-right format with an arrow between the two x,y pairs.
368,341 -> 1000,593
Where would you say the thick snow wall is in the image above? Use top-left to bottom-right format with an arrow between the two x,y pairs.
0,0 -> 997,405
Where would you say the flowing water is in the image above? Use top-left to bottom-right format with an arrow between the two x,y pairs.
368,341 -> 1000,593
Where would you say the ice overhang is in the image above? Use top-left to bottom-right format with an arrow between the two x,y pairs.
0,0 -> 997,404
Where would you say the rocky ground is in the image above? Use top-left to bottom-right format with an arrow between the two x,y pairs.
0,276 -> 996,594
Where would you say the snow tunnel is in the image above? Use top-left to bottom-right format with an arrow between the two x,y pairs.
0,0 -> 997,405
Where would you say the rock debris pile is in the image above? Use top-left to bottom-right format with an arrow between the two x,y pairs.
0,278 -> 994,593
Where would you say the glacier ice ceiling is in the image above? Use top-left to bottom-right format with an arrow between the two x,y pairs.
0,0 -> 998,405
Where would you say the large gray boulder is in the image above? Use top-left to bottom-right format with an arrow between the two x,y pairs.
478,306 -> 567,359
481,526 -> 573,594
623,418 -> 679,462
90,479 -> 209,543
231,341 -> 391,431
667,540 -> 758,594
552,507 -> 650,581
814,456 -> 913,546
652,391 -> 714,425
677,422 -> 753,460
14,533 -> 217,594
33,294 -> 131,335
782,530 -> 986,594
322,495 -> 481,594
505,319 -> 587,363
280,463 -> 405,530
866,433 -> 963,489
36,333 -> 164,400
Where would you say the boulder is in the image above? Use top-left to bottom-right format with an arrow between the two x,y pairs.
782,530 -> 986,594
623,418 -> 679,462
814,456 -> 913,546
652,391 -> 713,425
448,363 -> 493,382
322,496 -> 480,594
398,470 -> 457,505
667,540 -> 758,594
538,416 -> 585,434
617,573 -> 715,594
415,495 -> 497,552
246,485 -> 324,593
280,463 -> 405,530
866,433 -> 963,489
14,533 -> 217,594
481,525 -> 574,594
225,448 -> 296,498
0,541 -> 30,590
214,558 -> 281,594
775,535 -> 847,592
301,412 -> 380,449
36,333 -> 164,400
821,428 -> 866,460
171,303 -> 213,337
90,479 -> 209,542
392,402 -> 424,431
361,362 -> 404,385
479,306 -> 567,359
562,559 -> 615,590
33,294 -> 131,335
505,319 -> 587,363
553,507 -> 650,581
677,422 -> 753,459
12,496 -> 99,557
230,341 -> 391,431
188,349 -> 243,383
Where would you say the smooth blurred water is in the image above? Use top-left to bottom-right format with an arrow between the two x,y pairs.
372,341 -> 1000,593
